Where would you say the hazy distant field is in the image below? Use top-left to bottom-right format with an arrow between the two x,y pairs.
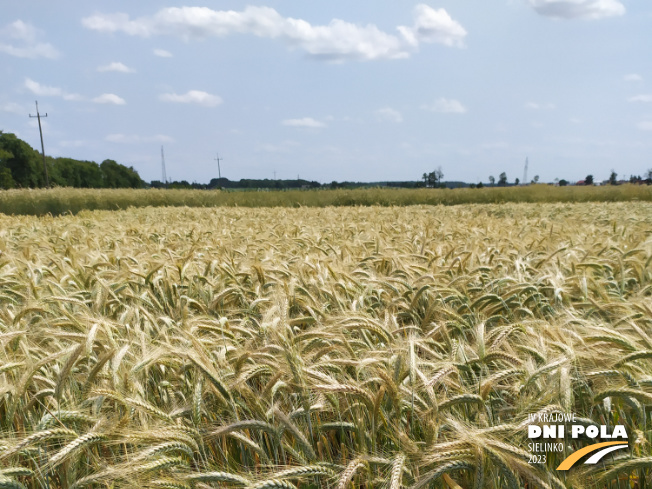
1,203 -> 651,488
0,184 -> 652,215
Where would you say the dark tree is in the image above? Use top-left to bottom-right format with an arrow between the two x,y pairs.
559,179 -> 568,186
585,174 -> 594,185
424,167 -> 444,188
101,159 -> 144,188
498,172 -> 508,186
0,167 -> 15,189
0,132 -> 44,187
645,169 -> 652,184
609,170 -> 618,185
51,158 -> 104,188
489,176 -> 495,186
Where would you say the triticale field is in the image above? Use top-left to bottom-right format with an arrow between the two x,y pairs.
1,203 -> 651,489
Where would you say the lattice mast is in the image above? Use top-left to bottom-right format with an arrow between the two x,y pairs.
161,146 -> 167,183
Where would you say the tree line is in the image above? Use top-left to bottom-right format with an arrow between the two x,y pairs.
4,130 -> 651,191
0,132 -> 144,189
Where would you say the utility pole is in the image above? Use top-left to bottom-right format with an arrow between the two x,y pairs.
29,101 -> 49,187
273,170 -> 277,180
214,153 -> 223,179
161,146 -> 167,185
523,157 -> 529,185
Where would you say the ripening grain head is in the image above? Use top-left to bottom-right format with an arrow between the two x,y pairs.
0,202 -> 651,488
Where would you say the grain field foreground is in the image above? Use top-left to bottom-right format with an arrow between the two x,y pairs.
1,203 -> 651,489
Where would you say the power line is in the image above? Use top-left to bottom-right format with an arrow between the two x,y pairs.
29,101 -> 49,187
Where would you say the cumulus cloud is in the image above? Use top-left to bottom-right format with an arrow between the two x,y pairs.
637,121 -> 652,131
259,140 -> 300,153
624,73 -> 643,82
525,102 -> 556,109
0,20 -> 60,59
97,61 -> 134,73
106,133 -> 174,143
398,5 -> 467,47
24,78 -> 82,100
528,0 -> 625,20
1,102 -> 25,114
375,107 -> 403,123
93,93 -> 126,105
628,94 -> 652,103
421,98 -> 467,114
82,5 -> 466,62
282,117 -> 326,128
59,140 -> 87,148
153,48 -> 173,57
159,90 -> 222,107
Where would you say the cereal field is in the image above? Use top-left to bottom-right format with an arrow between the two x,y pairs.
1,203 -> 651,489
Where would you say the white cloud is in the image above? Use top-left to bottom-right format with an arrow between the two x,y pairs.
398,4 -> 467,48
106,133 -> 174,143
97,61 -> 134,73
375,107 -> 403,123
421,98 -> 467,114
481,142 -> 509,149
3,19 -> 38,42
92,93 -> 126,105
525,102 -> 556,109
0,20 -> 60,59
259,140 -> 300,153
528,0 -> 625,20
153,48 -> 173,58
24,78 -> 82,100
624,73 -> 643,82
159,90 -> 222,107
282,117 -> 326,128
637,121 -> 652,131
82,5 -> 466,62
59,140 -> 86,148
27,119 -> 49,130
1,102 -> 25,114
628,94 -> 652,103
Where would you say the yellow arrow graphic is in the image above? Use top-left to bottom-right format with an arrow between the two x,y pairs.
556,441 -> 628,470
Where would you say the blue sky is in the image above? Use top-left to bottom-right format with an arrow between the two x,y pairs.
1,0 -> 650,184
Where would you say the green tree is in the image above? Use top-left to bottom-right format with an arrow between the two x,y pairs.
609,170 -> 617,185
0,132 -> 45,187
100,159 -> 144,188
51,158 -> 104,188
426,166 -> 444,188
489,175 -> 495,186
0,147 -> 14,189
0,167 -> 15,189
585,174 -> 594,185
498,172 -> 508,186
